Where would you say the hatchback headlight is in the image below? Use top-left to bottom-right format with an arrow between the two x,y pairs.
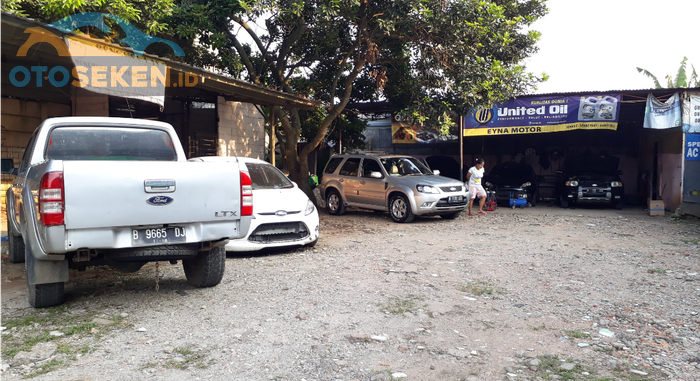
611,181 -> 623,188
566,180 -> 578,186
304,199 -> 315,215
416,185 -> 439,194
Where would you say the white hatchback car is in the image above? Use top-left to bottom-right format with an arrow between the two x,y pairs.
191,157 -> 319,251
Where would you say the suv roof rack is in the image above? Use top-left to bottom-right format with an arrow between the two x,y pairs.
350,150 -> 388,155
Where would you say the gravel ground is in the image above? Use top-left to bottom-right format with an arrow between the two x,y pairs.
1,204 -> 700,381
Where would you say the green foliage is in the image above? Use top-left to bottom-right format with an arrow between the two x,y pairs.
2,0 -> 176,48
167,0 -> 547,192
636,57 -> 699,88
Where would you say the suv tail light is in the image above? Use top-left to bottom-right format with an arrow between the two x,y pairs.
39,171 -> 64,226
240,171 -> 253,216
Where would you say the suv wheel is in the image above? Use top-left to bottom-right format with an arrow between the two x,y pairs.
390,194 -> 415,223
326,190 -> 346,216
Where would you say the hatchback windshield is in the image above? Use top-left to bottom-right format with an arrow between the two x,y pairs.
380,157 -> 433,176
247,163 -> 294,190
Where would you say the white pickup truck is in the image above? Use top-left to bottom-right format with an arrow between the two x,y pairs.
3,117 -> 253,307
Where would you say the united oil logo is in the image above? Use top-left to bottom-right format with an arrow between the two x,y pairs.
474,107 -> 494,124
9,12 -> 197,105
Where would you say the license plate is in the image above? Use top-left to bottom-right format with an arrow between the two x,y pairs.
448,196 -> 463,203
132,227 -> 186,245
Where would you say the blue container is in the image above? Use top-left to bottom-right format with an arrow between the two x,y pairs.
509,198 -> 527,207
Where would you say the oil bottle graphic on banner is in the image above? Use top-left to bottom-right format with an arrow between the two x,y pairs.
597,95 -> 618,120
578,96 -> 600,121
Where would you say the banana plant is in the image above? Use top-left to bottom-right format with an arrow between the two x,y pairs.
637,57 -> 699,88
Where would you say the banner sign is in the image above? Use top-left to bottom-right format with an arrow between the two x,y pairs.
687,133 -> 700,161
463,94 -> 621,136
682,94 -> 700,133
392,115 -> 459,144
644,93 -> 681,129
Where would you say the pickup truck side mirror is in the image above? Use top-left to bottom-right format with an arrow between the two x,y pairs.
1,158 -> 17,175
433,169 -> 441,176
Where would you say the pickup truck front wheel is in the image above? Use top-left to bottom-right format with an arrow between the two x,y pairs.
183,245 -> 225,288
7,230 -> 26,263
27,281 -> 65,308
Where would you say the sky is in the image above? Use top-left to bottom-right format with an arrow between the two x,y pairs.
525,0 -> 700,94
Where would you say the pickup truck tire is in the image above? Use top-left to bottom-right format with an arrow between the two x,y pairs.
7,230 -> 26,263
27,281 -> 65,308
390,194 -> 415,223
326,190 -> 346,216
109,244 -> 199,261
183,245 -> 225,288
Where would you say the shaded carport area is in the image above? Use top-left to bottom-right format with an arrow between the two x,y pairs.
460,90 -> 692,213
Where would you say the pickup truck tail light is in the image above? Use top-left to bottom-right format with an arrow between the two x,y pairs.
39,172 -> 64,226
240,171 -> 253,216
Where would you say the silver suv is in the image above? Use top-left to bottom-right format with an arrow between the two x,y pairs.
319,152 -> 469,223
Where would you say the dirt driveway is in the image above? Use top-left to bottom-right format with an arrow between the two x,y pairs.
2,204 -> 699,381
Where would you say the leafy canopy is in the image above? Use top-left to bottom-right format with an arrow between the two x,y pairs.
2,0 -> 175,34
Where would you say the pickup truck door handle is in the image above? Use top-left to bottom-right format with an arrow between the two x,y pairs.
144,179 -> 176,193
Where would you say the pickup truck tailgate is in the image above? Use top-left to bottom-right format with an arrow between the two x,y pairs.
62,161 -> 240,229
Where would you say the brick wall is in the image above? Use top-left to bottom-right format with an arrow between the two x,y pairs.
216,96 -> 266,159
1,98 -> 71,212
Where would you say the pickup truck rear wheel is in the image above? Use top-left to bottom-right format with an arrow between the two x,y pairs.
183,245 -> 225,288
390,194 -> 415,223
27,281 -> 65,308
7,230 -> 26,263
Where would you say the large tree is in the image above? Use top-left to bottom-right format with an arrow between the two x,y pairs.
170,0 -> 548,200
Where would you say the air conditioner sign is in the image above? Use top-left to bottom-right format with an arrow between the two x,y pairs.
686,134 -> 700,161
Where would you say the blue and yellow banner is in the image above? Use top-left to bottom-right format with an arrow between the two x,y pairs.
463,94 -> 621,136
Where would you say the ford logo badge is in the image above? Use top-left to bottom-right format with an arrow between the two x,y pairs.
147,196 -> 174,206
275,210 -> 288,217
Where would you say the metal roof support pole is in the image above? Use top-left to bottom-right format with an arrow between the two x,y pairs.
459,115 -> 464,182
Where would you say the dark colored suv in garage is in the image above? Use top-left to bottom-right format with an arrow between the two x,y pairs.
484,162 -> 538,206
559,153 -> 624,209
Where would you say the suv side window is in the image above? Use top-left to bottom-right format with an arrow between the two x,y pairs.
361,159 -> 384,178
339,158 -> 360,177
324,157 -> 344,174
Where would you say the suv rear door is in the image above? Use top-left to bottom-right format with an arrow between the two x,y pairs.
357,158 -> 386,206
337,157 -> 361,203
